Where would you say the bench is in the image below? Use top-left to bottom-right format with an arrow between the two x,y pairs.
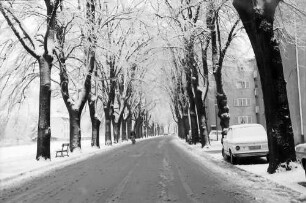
55,143 -> 69,158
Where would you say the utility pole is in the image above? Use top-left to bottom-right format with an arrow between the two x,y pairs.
295,12 -> 304,143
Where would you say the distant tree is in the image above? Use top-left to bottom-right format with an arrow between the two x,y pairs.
88,68 -> 101,148
160,48 -> 189,142
94,3 -> 151,144
233,0 -> 296,173
157,0 -> 205,145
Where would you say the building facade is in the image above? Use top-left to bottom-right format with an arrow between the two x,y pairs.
206,59 -> 266,132
280,40 -> 306,145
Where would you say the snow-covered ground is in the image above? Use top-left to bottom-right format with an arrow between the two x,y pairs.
0,137 -> 154,188
1,135 -> 306,201
173,138 -> 306,197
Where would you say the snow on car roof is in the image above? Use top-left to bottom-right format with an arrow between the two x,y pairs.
230,124 -> 263,129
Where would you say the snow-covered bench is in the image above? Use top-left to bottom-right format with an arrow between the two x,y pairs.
55,143 -> 69,158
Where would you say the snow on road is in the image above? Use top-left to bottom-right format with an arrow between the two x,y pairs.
1,136 -> 257,203
0,138 -> 143,188
1,135 -> 306,202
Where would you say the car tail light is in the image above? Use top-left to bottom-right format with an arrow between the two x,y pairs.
235,146 -> 240,151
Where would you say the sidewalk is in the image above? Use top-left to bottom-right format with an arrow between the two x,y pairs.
186,139 -> 306,195
0,136 -> 159,189
0,139 -> 131,188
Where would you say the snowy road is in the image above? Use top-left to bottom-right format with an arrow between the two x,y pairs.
0,136 -> 302,203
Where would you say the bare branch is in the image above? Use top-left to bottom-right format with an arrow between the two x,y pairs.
0,3 -> 39,59
44,0 -> 60,54
5,8 -> 35,49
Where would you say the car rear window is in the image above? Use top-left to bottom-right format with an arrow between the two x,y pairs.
232,126 -> 266,141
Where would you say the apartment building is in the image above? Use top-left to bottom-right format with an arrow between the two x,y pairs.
280,39 -> 306,145
206,58 -> 266,132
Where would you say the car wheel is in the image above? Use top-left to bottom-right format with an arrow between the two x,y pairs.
266,154 -> 269,163
230,151 -> 236,165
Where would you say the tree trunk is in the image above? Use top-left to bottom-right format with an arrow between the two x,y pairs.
68,109 -> 81,151
195,91 -> 207,147
91,118 -> 100,147
214,71 -> 230,141
186,71 -> 199,144
36,56 -> 52,160
36,0 -> 59,160
182,111 -> 190,142
88,95 -> 100,148
59,54 -> 94,152
139,121 -> 143,138
127,116 -> 132,139
104,108 -> 112,145
193,73 -> 207,147
178,117 -> 185,139
207,2 -> 230,139
122,119 -> 127,141
201,35 -> 211,147
186,78 -> 199,144
143,125 -> 147,138
189,109 -> 198,144
233,0 -> 296,173
113,121 -> 120,143
184,37 -> 199,144
134,118 -> 141,138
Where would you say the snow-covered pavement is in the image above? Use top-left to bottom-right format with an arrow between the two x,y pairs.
174,138 -> 306,199
1,136 -> 306,201
1,135 -> 303,203
0,139 -> 132,188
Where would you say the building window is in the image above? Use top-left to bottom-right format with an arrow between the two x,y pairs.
234,98 -> 251,107
236,81 -> 250,89
237,116 -> 252,124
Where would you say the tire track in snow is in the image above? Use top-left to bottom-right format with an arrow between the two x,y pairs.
158,157 -> 175,202
104,156 -> 142,203
175,164 -> 200,203
104,170 -> 134,203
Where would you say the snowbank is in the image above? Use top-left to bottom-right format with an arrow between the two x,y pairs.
173,137 -> 306,197
0,136 -> 159,189
0,139 -> 129,188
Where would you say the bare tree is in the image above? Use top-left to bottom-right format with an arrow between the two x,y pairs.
233,0 -> 296,173
54,0 -> 96,152
0,0 -> 61,160
156,0 -> 205,144
207,0 -> 241,143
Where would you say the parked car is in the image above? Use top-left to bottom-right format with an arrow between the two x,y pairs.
295,143 -> 306,176
222,124 -> 269,164
209,130 -> 222,141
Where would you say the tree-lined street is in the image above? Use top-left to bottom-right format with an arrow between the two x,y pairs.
1,0 -> 306,202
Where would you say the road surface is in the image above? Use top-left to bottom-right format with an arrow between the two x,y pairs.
0,136 -> 301,203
